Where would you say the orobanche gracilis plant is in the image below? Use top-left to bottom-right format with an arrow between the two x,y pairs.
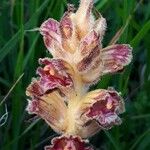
26,0 -> 132,149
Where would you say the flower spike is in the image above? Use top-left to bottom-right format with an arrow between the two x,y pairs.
45,135 -> 93,150
26,0 -> 132,149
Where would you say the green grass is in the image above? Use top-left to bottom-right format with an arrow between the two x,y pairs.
0,0 -> 150,149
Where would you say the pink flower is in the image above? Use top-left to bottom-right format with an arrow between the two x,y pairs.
79,88 -> 124,130
45,135 -> 93,150
26,0 -> 132,149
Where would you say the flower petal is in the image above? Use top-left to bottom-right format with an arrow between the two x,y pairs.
60,10 -> 74,39
100,44 -> 133,75
74,0 -> 94,38
79,88 -> 125,129
78,60 -> 101,84
94,16 -> 107,38
79,31 -> 100,56
26,89 -> 67,133
75,119 -> 101,138
75,31 -> 101,84
60,7 -> 78,54
76,45 -> 101,85
45,135 -> 93,150
77,44 -> 132,84
26,78 -> 44,97
40,18 -> 65,57
77,46 -> 100,72
40,18 -> 60,44
37,58 -> 73,94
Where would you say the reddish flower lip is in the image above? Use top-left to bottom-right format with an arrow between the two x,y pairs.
44,135 -> 93,150
78,89 -> 124,130
36,58 -> 73,93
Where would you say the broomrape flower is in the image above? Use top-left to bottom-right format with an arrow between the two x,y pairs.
26,0 -> 132,149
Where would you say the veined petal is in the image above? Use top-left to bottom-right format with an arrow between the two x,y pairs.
79,59 -> 101,84
60,7 -> 78,54
40,19 -> 64,57
60,10 -> 74,39
79,31 -> 100,56
26,78 -> 44,97
77,44 -> 132,84
75,31 -> 101,84
45,135 -> 93,150
77,46 -> 100,72
75,119 -> 101,138
79,88 -> 125,129
26,90 -> 67,133
100,44 -> 133,75
37,58 -> 73,94
77,0 -> 93,17
94,16 -> 107,38
74,0 -> 94,39
40,18 -> 61,45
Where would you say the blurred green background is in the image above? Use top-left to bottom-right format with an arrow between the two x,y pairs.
0,0 -> 150,149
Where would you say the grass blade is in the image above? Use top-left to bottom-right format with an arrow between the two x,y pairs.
0,0 -> 50,63
104,131 -> 120,150
4,118 -> 40,148
130,20 -> 150,48
0,73 -> 24,106
129,128 -> 150,150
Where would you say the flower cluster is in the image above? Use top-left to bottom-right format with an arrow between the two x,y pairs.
26,0 -> 132,149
